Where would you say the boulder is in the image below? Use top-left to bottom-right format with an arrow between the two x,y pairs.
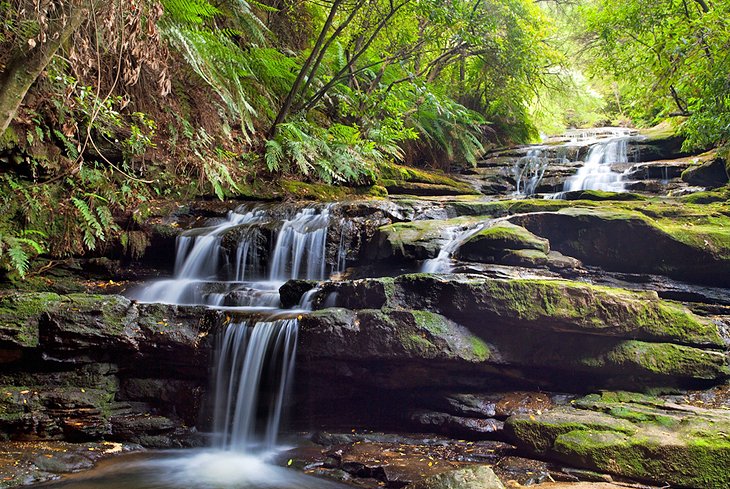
459,223 -> 549,259
410,465 -> 505,489
681,155 -> 729,188
505,392 -> 730,488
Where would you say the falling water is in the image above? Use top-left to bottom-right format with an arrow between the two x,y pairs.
125,203 -> 340,466
212,319 -> 298,452
131,205 -> 342,309
562,136 -> 630,193
422,222 -> 490,273
513,149 -> 549,196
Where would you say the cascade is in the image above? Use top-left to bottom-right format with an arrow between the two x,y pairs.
513,149 -> 549,196
561,136 -> 630,193
212,319 -> 298,452
131,204 -> 341,309
422,222 -> 491,273
130,204 -> 342,458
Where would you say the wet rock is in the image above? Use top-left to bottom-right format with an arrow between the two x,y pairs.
279,280 -> 318,308
368,218 -> 483,262
505,391 -> 730,488
0,441 -> 136,487
0,293 -> 62,350
425,392 -> 559,420
410,465 -> 505,489
559,190 -> 645,201
392,275 -> 724,347
300,275 -> 728,391
39,295 -> 139,357
299,308 -> 490,366
459,223 -> 549,260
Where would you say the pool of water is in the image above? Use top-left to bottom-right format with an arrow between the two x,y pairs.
32,450 -> 348,489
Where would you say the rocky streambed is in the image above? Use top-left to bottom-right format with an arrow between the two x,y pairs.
1,129 -> 730,488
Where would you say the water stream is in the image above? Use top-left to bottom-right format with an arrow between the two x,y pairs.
37,204 -> 349,488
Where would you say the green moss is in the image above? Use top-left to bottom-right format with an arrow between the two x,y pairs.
377,163 -> 477,195
411,310 -> 449,335
588,341 -> 730,380
448,276 -> 724,346
469,337 -> 490,361
563,190 -> 646,201
467,223 -> 549,253
0,126 -> 19,150
278,180 -> 349,201
0,292 -> 63,347
681,187 -> 730,204
507,390 -> 730,488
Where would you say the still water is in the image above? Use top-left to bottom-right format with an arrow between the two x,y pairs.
32,450 -> 348,489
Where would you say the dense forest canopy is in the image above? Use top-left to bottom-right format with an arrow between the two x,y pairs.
0,0 -> 728,277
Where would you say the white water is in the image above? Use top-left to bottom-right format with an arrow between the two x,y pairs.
130,205 -> 343,309
561,136 -> 630,192
119,204 -> 345,487
212,319 -> 298,452
513,149 -> 549,196
422,222 -> 491,273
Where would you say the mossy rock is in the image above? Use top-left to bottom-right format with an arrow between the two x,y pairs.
561,190 -> 646,202
680,186 -> 730,204
378,163 -> 477,196
298,307 -> 493,388
681,155 -> 729,188
505,392 -> 730,488
0,292 -> 63,349
391,275 -> 724,348
510,206 -> 730,287
459,223 -> 549,264
369,217 -> 485,261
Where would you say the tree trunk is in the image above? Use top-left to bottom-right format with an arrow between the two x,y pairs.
0,5 -> 88,135
269,0 -> 344,136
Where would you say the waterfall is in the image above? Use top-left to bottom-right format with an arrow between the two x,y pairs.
422,222 -> 489,273
212,319 -> 298,453
513,149 -> 548,196
131,204 -> 341,308
561,136 -> 630,193
128,203 -> 339,457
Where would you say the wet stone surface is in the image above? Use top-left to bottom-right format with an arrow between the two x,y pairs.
0,441 -> 138,488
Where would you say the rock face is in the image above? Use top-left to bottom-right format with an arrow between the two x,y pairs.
0,292 -> 219,446
296,275 -> 728,392
509,207 -> 730,287
681,154 -> 729,188
505,392 -> 730,488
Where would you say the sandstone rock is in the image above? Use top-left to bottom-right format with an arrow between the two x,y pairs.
509,207 -> 730,287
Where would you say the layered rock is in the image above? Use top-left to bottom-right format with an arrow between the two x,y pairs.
0,292 -> 219,446
505,392 -> 730,488
294,275 -> 728,392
